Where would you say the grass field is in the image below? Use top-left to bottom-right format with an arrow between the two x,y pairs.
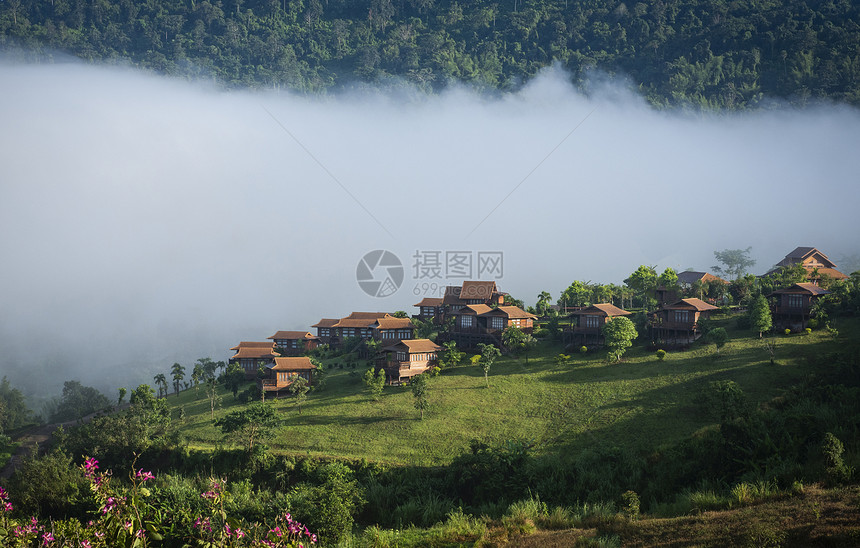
169,314 -> 858,466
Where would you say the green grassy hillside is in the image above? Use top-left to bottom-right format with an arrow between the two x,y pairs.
170,313 -> 856,466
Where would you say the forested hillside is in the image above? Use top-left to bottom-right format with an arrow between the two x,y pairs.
2,0 -> 860,108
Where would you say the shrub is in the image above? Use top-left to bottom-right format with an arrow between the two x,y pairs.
533,328 -> 549,339
656,349 -> 666,361
580,346 -> 588,354
620,490 -> 640,521
555,354 -> 571,366
822,432 -> 853,485
805,328 -> 812,335
784,328 -> 791,335
808,318 -> 819,329
470,355 -> 481,366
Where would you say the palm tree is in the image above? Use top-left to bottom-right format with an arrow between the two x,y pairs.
153,373 -> 168,398
171,362 -> 186,396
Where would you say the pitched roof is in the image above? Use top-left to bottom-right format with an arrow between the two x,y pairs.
488,305 -> 537,319
414,297 -> 443,307
662,298 -> 720,311
775,247 -> 837,268
344,312 -> 391,320
333,317 -> 386,328
570,303 -> 632,317
268,357 -> 317,371
677,271 -> 726,286
373,317 -> 415,330
460,280 -> 498,301
231,345 -> 279,360
230,341 -> 276,351
442,285 -> 464,306
267,331 -> 319,341
812,267 -> 848,280
311,318 -> 339,328
384,339 -> 441,353
459,304 -> 493,315
770,282 -> 831,296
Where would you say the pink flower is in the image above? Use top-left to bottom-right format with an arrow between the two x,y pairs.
135,469 -> 155,482
80,541 -> 92,548
84,458 -> 99,474
41,532 -> 54,546
3,502 -> 12,512
135,529 -> 146,538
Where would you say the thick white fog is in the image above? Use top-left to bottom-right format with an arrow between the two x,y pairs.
1,59 -> 859,402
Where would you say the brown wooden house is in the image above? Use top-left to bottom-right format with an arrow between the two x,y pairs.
767,247 -> 848,283
370,316 -> 415,343
565,303 -> 632,347
413,297 -> 444,322
229,342 -> 280,378
439,281 -> 507,321
378,339 -> 441,384
310,318 -> 339,345
267,331 -> 320,355
769,282 -> 830,331
450,304 -> 536,347
650,298 -> 719,346
258,356 -> 317,396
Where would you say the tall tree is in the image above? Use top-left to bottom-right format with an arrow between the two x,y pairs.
411,373 -> 429,419
536,291 -> 552,315
749,294 -> 773,338
476,343 -> 501,387
222,362 -> 246,399
170,362 -> 186,396
602,316 -> 638,362
706,327 -> 728,355
153,374 -> 168,398
362,368 -> 385,401
289,376 -> 309,414
49,380 -> 111,423
625,265 -> 658,309
713,247 -> 756,280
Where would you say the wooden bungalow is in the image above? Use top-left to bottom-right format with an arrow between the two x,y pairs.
258,357 -> 317,396
439,281 -> 507,320
371,316 -> 415,343
677,271 -> 726,288
266,331 -> 319,355
767,247 -> 848,283
769,282 -> 830,331
310,318 -> 339,345
565,303 -> 632,347
450,304 -> 536,347
378,339 -> 441,384
413,297 -> 444,322
331,312 -> 392,345
229,342 -> 280,378
650,298 -> 719,346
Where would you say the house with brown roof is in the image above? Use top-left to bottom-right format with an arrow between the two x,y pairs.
378,339 -> 441,384
258,357 -> 317,396
767,247 -> 848,284
565,303 -> 632,347
229,342 -> 280,378
413,297 -> 444,322
650,298 -> 719,346
769,282 -> 830,331
449,304 -> 536,347
311,318 -> 339,345
438,281 -> 507,320
370,316 -> 415,343
267,331 -> 320,356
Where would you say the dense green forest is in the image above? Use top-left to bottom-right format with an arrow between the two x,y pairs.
2,0 -> 860,108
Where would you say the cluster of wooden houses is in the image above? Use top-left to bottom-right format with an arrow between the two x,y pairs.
229,247 -> 848,394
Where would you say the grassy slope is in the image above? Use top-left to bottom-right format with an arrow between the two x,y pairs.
169,314 -> 858,466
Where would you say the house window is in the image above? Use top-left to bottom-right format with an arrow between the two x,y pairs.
787,295 -> 804,308
461,315 -> 473,328
320,328 -> 330,337
397,352 -> 406,361
398,330 -> 411,339
490,317 -> 504,330
584,315 -> 599,328
674,310 -> 691,323
343,328 -> 354,338
512,319 -> 521,327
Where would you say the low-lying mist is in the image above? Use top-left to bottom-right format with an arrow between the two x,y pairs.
1,58 -> 858,403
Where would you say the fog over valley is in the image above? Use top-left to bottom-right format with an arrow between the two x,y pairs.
1,58 -> 859,404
